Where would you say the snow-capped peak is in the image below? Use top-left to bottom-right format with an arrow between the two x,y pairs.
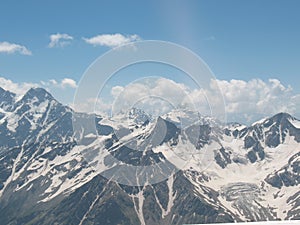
20,87 -> 55,104
127,107 -> 153,124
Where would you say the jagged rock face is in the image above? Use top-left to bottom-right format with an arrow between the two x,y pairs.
0,87 -> 299,224
225,112 -> 300,163
265,152 -> 300,188
0,87 -> 15,111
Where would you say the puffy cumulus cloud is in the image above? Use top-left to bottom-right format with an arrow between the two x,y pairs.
104,78 -> 300,124
83,33 -> 141,48
110,78 -> 192,116
1,75 -> 298,124
0,77 -> 39,95
187,78 -> 300,123
41,78 -> 77,89
111,86 -> 124,98
0,77 -> 78,106
48,33 -> 73,48
107,77 -> 222,118
0,41 -> 32,55
49,79 -> 58,85
61,78 -> 77,88
217,78 -> 297,114
151,78 -> 189,102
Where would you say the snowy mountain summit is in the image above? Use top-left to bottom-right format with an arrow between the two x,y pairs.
0,87 -> 299,225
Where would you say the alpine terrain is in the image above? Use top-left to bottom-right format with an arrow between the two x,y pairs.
0,86 -> 299,225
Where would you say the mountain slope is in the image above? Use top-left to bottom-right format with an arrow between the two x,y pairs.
0,87 -> 299,224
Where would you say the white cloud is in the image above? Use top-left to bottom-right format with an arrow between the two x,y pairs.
1,75 -> 299,124
0,77 -> 38,95
111,86 -> 124,98
48,33 -> 73,48
0,41 -> 32,55
0,77 -> 78,106
109,78 -> 191,116
41,78 -> 77,89
100,78 -> 300,124
216,78 -> 296,114
49,79 -> 58,85
61,78 -> 77,88
187,78 -> 300,123
83,33 -> 141,48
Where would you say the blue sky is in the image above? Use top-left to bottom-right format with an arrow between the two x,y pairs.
0,0 -> 300,122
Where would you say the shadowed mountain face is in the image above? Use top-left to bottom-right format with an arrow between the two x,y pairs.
0,87 -> 299,225
0,87 -> 15,111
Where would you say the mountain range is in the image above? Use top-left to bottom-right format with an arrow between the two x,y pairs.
0,87 -> 299,225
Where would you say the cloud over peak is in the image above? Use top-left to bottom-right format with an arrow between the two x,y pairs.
0,75 -> 298,124
0,76 -> 77,96
98,78 -> 300,124
0,41 -> 32,55
83,33 -> 141,48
